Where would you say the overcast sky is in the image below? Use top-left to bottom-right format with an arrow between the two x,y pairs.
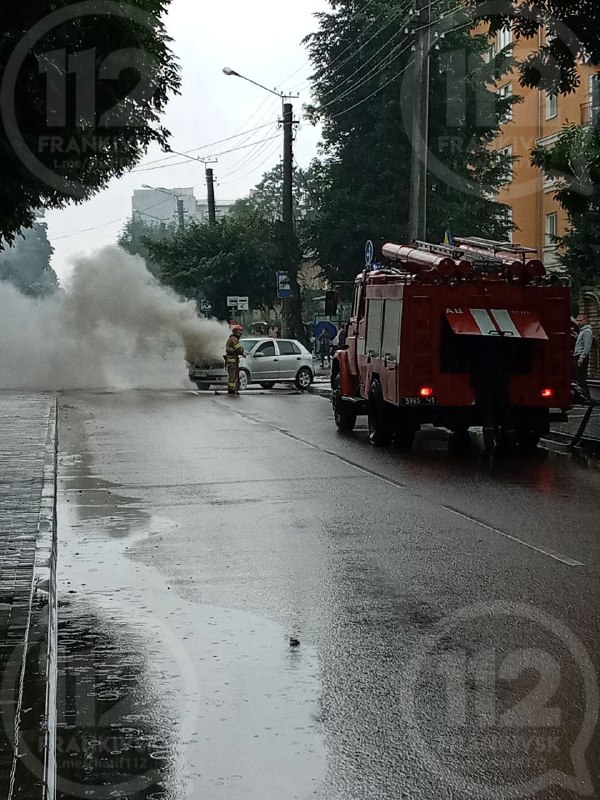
45,0 -> 328,282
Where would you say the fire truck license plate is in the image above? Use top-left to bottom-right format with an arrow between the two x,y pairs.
400,397 -> 438,406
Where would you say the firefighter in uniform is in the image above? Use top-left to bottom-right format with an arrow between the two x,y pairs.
225,325 -> 245,395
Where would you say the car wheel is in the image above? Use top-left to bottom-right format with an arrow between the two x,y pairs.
332,374 -> 357,432
260,382 -> 276,389
368,379 -> 393,446
195,382 -> 211,391
238,369 -> 250,391
295,367 -> 312,391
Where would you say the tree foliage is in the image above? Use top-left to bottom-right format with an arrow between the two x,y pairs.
146,212 -> 283,320
469,0 -> 600,94
230,162 -> 308,221
0,0 -> 180,243
0,220 -> 58,295
304,0 -> 514,283
118,215 -> 175,277
533,124 -> 600,287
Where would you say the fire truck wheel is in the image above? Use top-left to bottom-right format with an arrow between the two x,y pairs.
368,379 -> 393,447
332,375 -> 357,432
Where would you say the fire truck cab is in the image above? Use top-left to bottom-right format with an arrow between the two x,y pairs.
332,238 -> 572,450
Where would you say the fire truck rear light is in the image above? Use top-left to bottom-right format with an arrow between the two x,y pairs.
420,386 -> 434,398
541,388 -> 554,399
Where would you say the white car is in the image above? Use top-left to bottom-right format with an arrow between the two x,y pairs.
189,338 -> 314,391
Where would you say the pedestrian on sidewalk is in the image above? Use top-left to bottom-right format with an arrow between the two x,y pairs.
318,329 -> 331,368
574,313 -> 594,402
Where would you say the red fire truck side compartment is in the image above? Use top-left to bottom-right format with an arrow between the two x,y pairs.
331,238 -> 573,450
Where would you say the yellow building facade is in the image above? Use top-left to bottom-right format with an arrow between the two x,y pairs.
490,29 -> 598,267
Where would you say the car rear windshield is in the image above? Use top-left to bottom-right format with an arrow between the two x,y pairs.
241,339 -> 259,351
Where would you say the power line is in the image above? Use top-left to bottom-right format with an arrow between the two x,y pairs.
327,4 -> 473,121
331,52 -> 416,119
315,33 -> 414,115
218,141 -> 282,186
293,0 -> 415,96
316,15 -> 413,110
216,107 -> 283,179
138,121 -> 282,168
52,217 -> 125,240
130,134 -> 281,172
287,0 -> 394,93
217,133 -> 282,180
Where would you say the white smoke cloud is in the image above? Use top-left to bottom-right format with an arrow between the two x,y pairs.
0,246 -> 229,390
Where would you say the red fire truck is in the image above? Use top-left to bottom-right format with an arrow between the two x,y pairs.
331,238 -> 572,450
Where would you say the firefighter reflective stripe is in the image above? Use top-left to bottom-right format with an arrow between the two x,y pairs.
226,335 -> 243,357
445,309 -> 549,340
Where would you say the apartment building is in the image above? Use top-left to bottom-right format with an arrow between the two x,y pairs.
132,188 -> 233,227
490,28 -> 599,267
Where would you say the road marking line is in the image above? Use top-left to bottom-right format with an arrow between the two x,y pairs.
442,505 -> 584,567
215,397 -> 584,566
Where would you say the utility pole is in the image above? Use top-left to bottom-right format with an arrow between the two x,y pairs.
282,103 -> 294,234
408,0 -> 431,242
206,167 -> 216,224
177,198 -> 185,231
281,102 -> 297,337
222,68 -> 299,336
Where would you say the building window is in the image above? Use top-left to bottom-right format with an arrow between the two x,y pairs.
545,212 -> 558,247
498,145 -> 513,184
497,26 -> 513,51
546,92 -> 558,119
589,73 -> 600,124
497,83 -> 513,122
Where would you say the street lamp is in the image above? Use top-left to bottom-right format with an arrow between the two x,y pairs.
141,184 -> 185,230
222,67 -> 287,100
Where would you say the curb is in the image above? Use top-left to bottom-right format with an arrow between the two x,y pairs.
308,384 -> 332,399
11,398 -> 58,800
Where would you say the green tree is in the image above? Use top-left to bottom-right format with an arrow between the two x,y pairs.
532,124 -> 600,288
469,0 -> 600,95
304,0 -> 514,283
0,1 -> 180,244
147,212 -> 281,320
231,162 -> 309,222
0,220 -> 58,295
118,216 -> 175,277
230,163 -> 316,339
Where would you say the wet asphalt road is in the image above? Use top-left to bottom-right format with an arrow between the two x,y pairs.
56,387 -> 600,800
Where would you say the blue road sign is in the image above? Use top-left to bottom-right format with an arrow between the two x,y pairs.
277,272 -> 292,299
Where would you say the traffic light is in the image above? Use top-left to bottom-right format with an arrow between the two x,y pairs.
325,290 -> 339,316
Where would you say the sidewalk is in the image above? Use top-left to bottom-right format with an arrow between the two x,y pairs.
0,393 -> 58,800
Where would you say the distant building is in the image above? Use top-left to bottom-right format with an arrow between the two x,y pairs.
132,187 -> 233,227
